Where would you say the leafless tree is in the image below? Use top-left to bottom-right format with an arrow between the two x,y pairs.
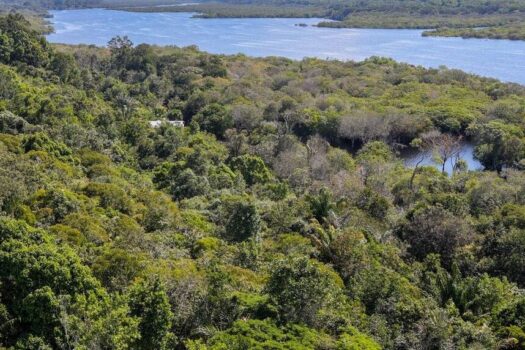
338,111 -> 391,148
273,142 -> 308,180
409,152 -> 427,192
231,104 -> 262,131
421,130 -> 463,174
225,129 -> 248,157
306,135 -> 330,181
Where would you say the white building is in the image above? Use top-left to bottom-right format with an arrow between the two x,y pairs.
149,120 -> 184,128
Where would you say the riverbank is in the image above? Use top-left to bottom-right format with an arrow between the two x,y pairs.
423,24 -> 525,41
315,14 -> 525,41
46,9 -> 525,85
117,3 -> 325,18
0,8 -> 53,34
3,0 -> 525,41
110,1 -> 525,41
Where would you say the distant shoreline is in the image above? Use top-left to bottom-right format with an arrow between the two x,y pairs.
46,6 -> 525,42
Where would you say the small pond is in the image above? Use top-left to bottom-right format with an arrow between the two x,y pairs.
401,142 -> 483,174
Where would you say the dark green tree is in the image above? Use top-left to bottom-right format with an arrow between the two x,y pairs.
230,154 -> 271,186
469,120 -> 524,171
399,205 -> 474,266
265,257 -> 345,327
0,14 -> 50,67
307,188 -> 334,223
128,278 -> 174,350
224,201 -> 261,242
108,35 -> 134,69
193,103 -> 233,139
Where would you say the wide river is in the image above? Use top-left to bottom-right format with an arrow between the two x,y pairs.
48,9 -> 525,85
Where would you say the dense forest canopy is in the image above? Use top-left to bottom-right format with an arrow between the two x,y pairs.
1,12 -> 525,350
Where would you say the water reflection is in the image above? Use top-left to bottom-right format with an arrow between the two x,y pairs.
402,141 -> 483,174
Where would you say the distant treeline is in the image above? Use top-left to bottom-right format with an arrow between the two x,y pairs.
121,3 -> 325,18
316,13 -> 522,29
322,0 -> 525,19
1,0 -> 524,40
0,0 -> 101,10
423,23 -> 525,41
5,0 -> 525,16
116,0 -> 525,40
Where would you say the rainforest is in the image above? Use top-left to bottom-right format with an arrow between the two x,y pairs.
1,8 -> 525,350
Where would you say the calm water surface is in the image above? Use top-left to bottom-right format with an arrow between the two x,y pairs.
402,142 -> 482,174
48,9 -> 525,84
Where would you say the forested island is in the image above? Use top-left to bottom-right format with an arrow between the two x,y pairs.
1,11 -> 525,349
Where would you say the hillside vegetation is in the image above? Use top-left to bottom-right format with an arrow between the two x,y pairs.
1,13 -> 525,349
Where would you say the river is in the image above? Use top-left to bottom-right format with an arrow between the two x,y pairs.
47,9 -> 525,85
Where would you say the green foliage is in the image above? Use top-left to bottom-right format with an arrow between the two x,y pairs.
469,120 -> 525,171
50,51 -> 80,83
30,188 -> 80,224
191,319 -> 380,349
266,257 -> 346,328
230,154 -> 271,186
399,205 -> 473,265
128,278 -> 175,350
0,19 -> 524,349
356,141 -> 394,163
224,200 -> 261,242
336,326 -> 381,350
0,14 -> 50,67
193,103 -> 233,139
22,132 -> 74,162
356,188 -> 390,219
84,182 -> 132,214
92,247 -> 143,291
424,23 -> 525,41
0,111 -> 33,134
203,319 -> 330,349
488,229 -> 525,286
0,217 -> 139,349
307,188 -> 334,222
